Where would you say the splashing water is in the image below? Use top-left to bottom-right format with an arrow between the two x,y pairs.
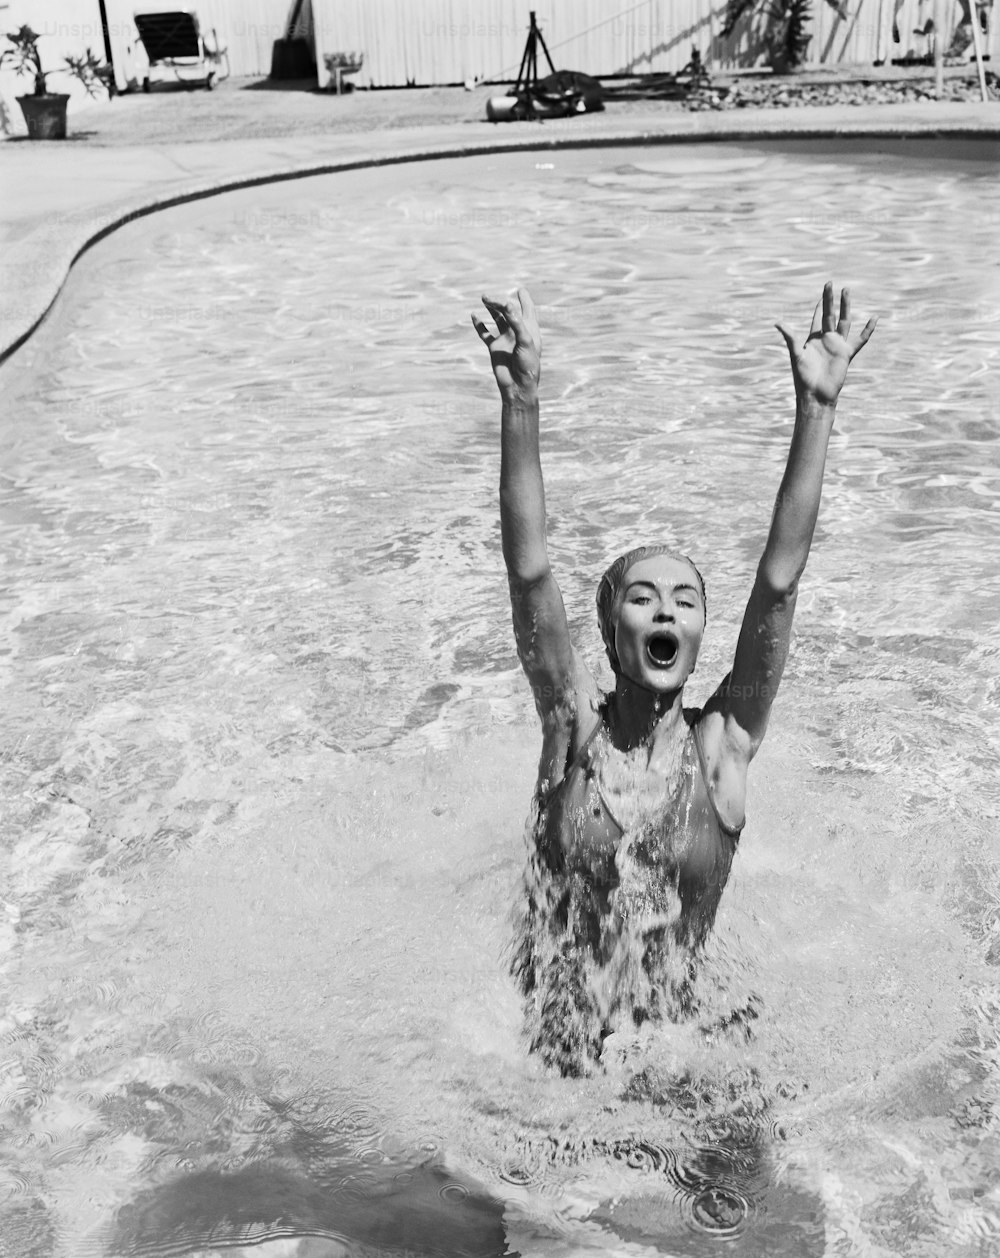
1,139 -> 999,1255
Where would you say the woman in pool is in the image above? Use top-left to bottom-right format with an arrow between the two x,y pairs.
472,283 -> 876,1076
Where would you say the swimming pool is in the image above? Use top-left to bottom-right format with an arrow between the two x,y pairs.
1,137 -> 999,1256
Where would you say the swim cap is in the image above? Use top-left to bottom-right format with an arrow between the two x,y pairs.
596,545 -> 706,673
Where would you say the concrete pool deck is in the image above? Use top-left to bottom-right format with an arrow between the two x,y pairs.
1,83 -> 998,364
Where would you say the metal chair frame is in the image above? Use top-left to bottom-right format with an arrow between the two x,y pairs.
133,7 -> 230,91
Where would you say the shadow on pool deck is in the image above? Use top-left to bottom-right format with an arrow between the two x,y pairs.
240,77 -> 323,93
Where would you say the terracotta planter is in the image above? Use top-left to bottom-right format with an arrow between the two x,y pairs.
16,93 -> 70,139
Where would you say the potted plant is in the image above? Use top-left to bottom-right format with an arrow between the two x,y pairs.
1,25 -> 109,139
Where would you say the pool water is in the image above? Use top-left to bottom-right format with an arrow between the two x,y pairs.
1,139 -> 999,1257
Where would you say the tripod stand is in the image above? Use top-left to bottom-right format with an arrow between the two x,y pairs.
513,11 -> 556,118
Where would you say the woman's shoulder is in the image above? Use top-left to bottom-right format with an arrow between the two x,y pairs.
686,672 -> 733,734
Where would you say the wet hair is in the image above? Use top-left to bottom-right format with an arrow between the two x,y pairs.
596,545 -> 707,674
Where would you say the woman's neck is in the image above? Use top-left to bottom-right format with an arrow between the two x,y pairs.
608,676 -> 687,751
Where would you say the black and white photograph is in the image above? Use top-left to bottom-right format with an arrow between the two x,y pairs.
1,2 -> 998,1255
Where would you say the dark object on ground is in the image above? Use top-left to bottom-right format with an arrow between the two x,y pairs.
488,10 -> 602,121
269,0 -> 315,79
535,69 -> 604,112
603,47 -> 726,102
488,72 -> 603,120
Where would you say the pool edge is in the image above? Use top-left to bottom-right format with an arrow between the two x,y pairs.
2,112 -> 999,366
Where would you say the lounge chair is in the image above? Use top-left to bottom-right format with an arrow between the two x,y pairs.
133,6 -> 230,91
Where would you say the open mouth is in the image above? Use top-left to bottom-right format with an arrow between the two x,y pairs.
646,632 -> 679,669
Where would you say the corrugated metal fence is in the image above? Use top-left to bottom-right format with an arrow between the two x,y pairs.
1,0 -> 993,122
313,0 -> 992,88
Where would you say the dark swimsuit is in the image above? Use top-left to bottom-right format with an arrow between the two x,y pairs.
511,704 -> 745,1076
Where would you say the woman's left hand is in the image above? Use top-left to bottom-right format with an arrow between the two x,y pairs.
777,282 -> 877,408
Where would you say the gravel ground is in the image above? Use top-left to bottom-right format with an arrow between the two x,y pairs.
683,66 -> 998,111
70,63 -> 998,147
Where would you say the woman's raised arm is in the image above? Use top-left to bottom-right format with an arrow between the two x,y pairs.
472,290 -> 588,721
721,283 -> 878,758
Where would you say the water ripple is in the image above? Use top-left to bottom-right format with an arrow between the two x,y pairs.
0,139 -> 997,1256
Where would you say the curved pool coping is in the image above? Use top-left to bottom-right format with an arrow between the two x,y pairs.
2,101 -> 998,365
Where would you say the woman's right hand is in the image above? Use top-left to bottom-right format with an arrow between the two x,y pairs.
472,289 -> 541,402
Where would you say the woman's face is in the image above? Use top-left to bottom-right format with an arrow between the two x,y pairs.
613,555 -> 705,693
